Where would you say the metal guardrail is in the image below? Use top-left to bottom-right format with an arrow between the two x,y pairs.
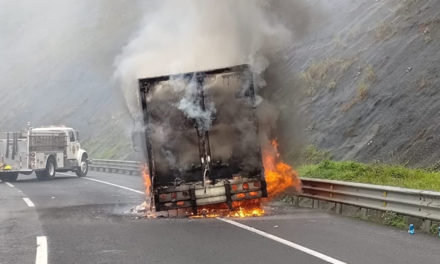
89,159 -> 142,175
88,159 -> 440,223
300,177 -> 440,222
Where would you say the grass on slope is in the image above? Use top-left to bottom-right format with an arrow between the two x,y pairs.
299,160 -> 440,192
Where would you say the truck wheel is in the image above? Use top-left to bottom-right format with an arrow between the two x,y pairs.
0,172 -> 18,182
36,157 -> 56,181
76,158 -> 88,177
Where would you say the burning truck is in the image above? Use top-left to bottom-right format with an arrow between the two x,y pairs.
137,65 -> 269,216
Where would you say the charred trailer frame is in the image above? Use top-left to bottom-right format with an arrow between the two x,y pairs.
138,64 -> 267,213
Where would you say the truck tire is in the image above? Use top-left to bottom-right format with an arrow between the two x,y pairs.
36,157 -> 56,181
76,157 -> 88,177
0,172 -> 18,182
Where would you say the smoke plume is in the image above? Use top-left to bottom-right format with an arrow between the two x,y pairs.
114,0 -> 311,118
114,0 -> 312,181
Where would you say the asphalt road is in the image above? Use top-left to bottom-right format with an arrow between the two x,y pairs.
1,171 -> 439,264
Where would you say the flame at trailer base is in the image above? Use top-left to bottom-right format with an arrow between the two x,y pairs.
140,138 -> 300,219
190,199 -> 265,218
263,139 -> 302,196
142,167 -> 152,197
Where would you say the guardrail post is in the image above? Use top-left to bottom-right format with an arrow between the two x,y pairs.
421,219 -> 432,233
360,208 -> 368,220
335,203 -> 342,215
313,199 -> 319,209
294,196 -> 300,207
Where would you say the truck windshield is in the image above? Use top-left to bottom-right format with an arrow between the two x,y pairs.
68,131 -> 75,142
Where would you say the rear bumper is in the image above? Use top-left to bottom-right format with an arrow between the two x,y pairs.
154,177 -> 267,212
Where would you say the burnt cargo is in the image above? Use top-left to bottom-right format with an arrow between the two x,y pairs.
138,64 -> 267,212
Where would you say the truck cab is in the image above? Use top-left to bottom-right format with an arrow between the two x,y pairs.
0,126 -> 88,182
31,126 -> 89,177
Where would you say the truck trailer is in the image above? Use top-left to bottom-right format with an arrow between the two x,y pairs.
138,64 -> 267,213
0,126 -> 89,182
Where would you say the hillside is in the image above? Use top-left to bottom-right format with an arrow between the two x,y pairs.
0,0 -> 148,159
1,0 -> 439,167
273,0 -> 440,168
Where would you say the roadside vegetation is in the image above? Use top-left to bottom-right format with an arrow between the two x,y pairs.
342,64 -> 376,112
298,159 -> 440,192
83,130 -> 132,160
299,57 -> 357,96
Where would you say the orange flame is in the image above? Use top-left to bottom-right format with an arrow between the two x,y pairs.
190,199 -> 264,218
263,139 -> 302,196
142,166 -> 152,196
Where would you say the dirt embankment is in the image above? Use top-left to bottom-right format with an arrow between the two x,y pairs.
271,0 -> 440,168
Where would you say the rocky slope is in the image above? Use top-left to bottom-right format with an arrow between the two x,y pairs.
273,0 -> 440,168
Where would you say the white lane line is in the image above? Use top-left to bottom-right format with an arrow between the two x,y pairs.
58,172 -> 144,195
217,218 -> 346,264
62,171 -> 343,263
36,236 -> 48,264
5,182 -> 14,188
57,173 -> 77,177
23,197 -> 36,207
82,177 -> 144,195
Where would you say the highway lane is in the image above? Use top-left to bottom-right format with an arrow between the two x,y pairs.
1,171 -> 439,264
0,180 -> 43,264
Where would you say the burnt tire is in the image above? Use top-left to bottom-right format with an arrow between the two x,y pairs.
0,172 -> 18,182
75,158 -> 88,177
36,157 -> 56,181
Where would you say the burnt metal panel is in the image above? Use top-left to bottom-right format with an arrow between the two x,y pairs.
138,64 -> 264,193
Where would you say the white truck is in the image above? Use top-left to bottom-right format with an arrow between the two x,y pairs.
0,126 -> 88,182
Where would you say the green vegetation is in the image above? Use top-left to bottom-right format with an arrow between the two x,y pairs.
300,145 -> 332,165
357,81 -> 369,100
327,80 -> 337,90
364,64 -> 376,82
299,57 -> 357,96
299,160 -> 440,192
374,22 -> 397,42
342,64 -> 376,112
82,129 -> 132,160
430,222 -> 440,235
380,211 -> 407,228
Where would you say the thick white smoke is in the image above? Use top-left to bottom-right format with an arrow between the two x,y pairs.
113,0 -> 309,118
171,77 -> 216,132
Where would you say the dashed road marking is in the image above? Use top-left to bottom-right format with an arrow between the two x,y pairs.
5,182 -> 14,188
23,197 -> 35,207
217,218 -> 346,264
36,236 -> 48,264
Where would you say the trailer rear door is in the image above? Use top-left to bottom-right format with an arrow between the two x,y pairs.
139,65 -> 263,188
